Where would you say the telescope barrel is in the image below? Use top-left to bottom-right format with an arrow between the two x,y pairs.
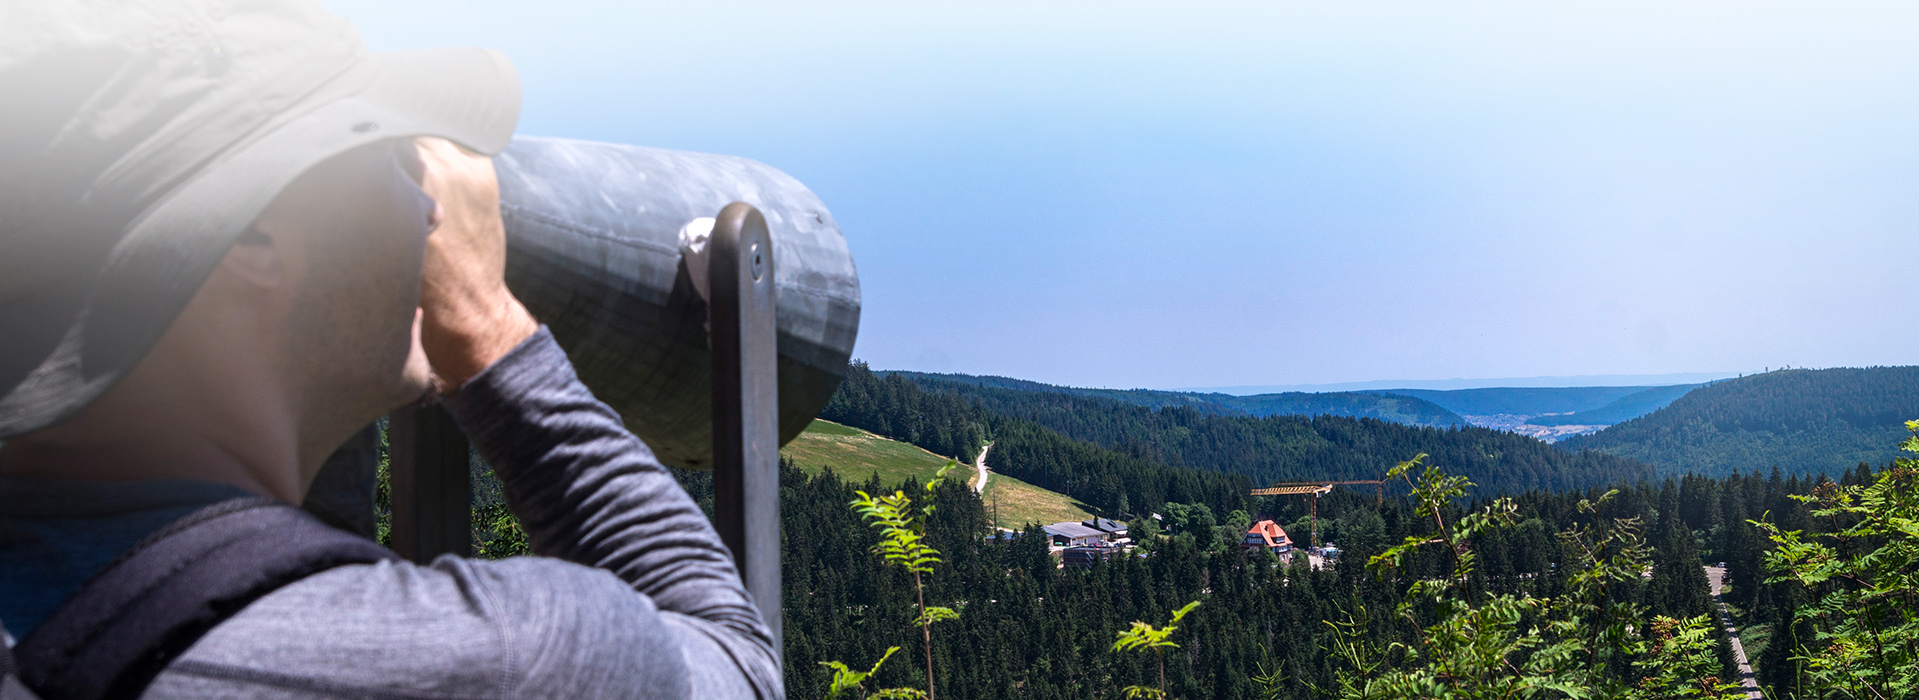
493,137 -> 861,470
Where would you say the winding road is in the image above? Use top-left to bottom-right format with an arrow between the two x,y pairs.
973,444 -> 992,495
1704,565 -> 1763,699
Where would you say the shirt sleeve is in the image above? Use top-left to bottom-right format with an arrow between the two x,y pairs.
439,327 -> 780,699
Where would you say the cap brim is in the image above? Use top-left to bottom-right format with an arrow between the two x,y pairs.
0,48 -> 520,438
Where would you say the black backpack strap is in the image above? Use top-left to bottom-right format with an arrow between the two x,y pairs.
12,498 -> 398,700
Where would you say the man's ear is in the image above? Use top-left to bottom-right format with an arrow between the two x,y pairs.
220,227 -> 286,288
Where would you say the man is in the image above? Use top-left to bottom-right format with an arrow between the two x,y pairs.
0,1 -> 780,697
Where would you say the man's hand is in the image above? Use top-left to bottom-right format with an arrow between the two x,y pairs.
415,137 -> 538,390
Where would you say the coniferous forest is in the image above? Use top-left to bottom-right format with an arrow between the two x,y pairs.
1561,366 -> 1919,477
783,365 -> 1919,698
750,453 -> 1898,698
456,364 -> 1919,699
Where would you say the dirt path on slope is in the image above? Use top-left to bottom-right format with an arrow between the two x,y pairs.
973,444 -> 992,495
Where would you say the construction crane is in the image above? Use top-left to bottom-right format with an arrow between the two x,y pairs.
1249,479 -> 1385,549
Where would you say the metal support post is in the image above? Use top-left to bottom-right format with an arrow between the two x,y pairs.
708,202 -> 783,654
1308,494 -> 1319,550
388,404 -> 472,564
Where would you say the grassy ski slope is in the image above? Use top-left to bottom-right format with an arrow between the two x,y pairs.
780,419 -> 1092,529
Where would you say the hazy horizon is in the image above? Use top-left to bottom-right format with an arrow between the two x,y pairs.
891,367 -> 1754,394
1178,372 -> 1743,395
328,1 -> 1919,390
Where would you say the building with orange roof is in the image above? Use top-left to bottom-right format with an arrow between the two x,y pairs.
1241,519 -> 1294,560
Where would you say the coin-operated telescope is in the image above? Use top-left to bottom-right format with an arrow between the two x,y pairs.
306,137 -> 859,650
496,137 -> 860,470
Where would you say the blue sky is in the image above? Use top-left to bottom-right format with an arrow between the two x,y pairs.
327,1 -> 1919,390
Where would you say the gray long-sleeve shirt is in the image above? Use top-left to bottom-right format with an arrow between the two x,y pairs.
2,328 -> 781,699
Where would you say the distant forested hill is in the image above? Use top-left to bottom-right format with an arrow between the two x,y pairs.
843,366 -> 1649,499
887,371 -> 1467,427
1558,367 -> 1919,476
1385,386 -> 1664,417
1217,392 -> 1463,426
1529,384 -> 1701,426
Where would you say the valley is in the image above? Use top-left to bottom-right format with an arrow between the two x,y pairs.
765,363 -> 1916,699
1456,413 -> 1608,442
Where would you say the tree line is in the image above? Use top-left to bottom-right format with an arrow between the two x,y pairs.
886,370 -> 1469,427
828,363 -> 1650,509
